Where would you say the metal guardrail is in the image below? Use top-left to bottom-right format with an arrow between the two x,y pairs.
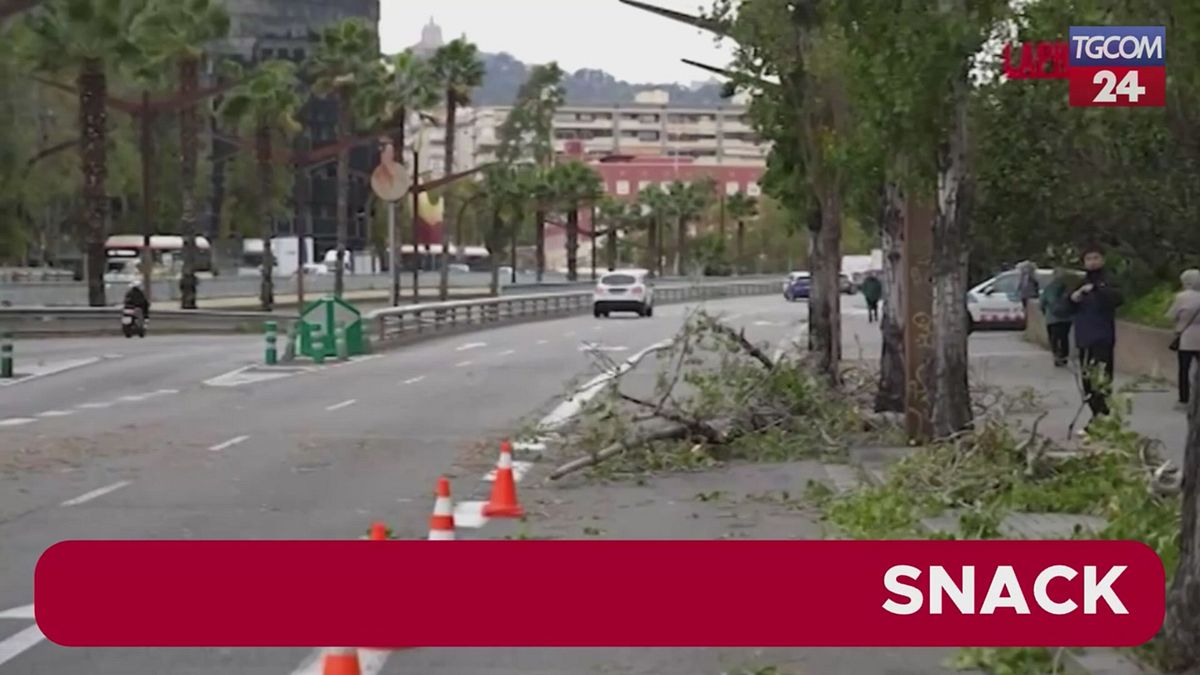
366,279 -> 781,345
0,307 -> 298,336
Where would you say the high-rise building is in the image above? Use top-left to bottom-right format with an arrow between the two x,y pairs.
208,0 -> 381,263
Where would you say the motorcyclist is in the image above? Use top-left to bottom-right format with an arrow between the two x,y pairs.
123,280 -> 150,320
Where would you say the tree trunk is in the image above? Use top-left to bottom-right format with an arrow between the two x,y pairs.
178,57 -> 201,309
808,189 -> 843,387
931,78 -> 973,437
438,93 -> 458,302
1164,364 -> 1200,670
256,123 -> 274,311
566,204 -> 579,281
673,216 -> 686,276
876,180 -> 906,413
78,60 -> 107,307
534,208 -> 546,282
646,218 -> 659,277
334,92 -> 350,298
607,226 -> 617,271
735,219 -> 745,276
488,208 -> 502,297
391,109 -> 406,306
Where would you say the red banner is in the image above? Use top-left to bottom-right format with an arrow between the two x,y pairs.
35,540 -> 1164,647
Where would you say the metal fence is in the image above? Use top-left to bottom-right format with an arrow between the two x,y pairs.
366,279 -> 781,346
0,307 -> 296,337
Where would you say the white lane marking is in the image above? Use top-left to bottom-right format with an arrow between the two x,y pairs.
453,501 -> 489,529
456,342 -> 487,352
536,339 -> 549,345
539,338 -> 673,430
513,440 -> 547,454
0,605 -> 34,620
209,435 -> 250,452
455,360 -> 473,368
0,625 -> 46,667
77,402 -> 114,410
290,648 -> 390,675
403,376 -> 426,385
37,410 -> 74,418
119,394 -> 149,402
60,480 -> 132,507
155,389 -> 180,395
579,343 -> 628,353
499,349 -> 517,356
0,357 -> 100,388
325,399 -> 357,412
0,418 -> 35,428
484,460 -> 533,483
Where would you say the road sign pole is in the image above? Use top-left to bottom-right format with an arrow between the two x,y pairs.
389,201 -> 399,307
1,331 -> 13,379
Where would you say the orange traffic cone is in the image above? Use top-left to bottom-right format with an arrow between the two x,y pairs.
429,477 -> 456,540
483,440 -> 524,518
322,648 -> 361,675
368,522 -> 388,541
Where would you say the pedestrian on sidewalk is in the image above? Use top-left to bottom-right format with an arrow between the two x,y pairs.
1167,268 -> 1200,410
1040,268 -> 1075,367
1070,244 -> 1123,421
1018,260 -> 1041,310
860,273 -> 882,324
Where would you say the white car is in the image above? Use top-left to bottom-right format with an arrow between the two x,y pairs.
968,267 -> 1055,329
594,269 -> 654,318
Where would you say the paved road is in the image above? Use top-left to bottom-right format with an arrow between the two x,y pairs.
0,293 -> 810,674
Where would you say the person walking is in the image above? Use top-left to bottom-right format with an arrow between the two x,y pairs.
1018,260 -> 1041,310
1070,245 -> 1123,421
1167,268 -> 1200,410
860,273 -> 882,324
1040,268 -> 1074,367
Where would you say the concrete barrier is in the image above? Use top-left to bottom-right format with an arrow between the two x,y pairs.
1025,303 -> 1176,380
0,307 -> 298,337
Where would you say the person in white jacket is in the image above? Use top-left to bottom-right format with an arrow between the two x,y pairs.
1167,268 -> 1200,409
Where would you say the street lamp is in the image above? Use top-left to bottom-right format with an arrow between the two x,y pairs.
407,124 -> 428,302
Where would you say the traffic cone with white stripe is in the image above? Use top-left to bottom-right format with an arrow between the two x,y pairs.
483,440 -> 524,518
322,647 -> 361,675
429,477 -> 456,540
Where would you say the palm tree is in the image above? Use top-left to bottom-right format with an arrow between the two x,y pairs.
218,60 -> 302,311
596,196 -> 635,271
306,18 -> 379,298
388,49 -> 438,160
637,185 -> 673,277
530,165 -> 558,281
134,0 -> 230,309
725,192 -> 758,275
430,38 -> 484,300
549,161 -> 602,282
665,180 -> 714,276
23,0 -> 151,306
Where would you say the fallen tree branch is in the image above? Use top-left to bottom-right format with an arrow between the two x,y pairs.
616,391 -> 724,444
702,315 -> 774,370
548,424 -> 690,480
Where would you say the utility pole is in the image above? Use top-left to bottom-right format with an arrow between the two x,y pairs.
411,142 -> 421,303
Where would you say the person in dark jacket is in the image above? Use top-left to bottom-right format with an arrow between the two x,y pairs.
860,273 -> 883,323
1040,268 -> 1074,367
123,280 -> 150,319
1070,245 -> 1123,420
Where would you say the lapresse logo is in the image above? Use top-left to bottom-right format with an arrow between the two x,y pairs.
1068,26 -> 1165,107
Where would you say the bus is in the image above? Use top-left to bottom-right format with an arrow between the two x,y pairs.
396,244 -> 491,272
105,235 -> 213,276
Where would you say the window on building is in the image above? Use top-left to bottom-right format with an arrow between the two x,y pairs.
555,129 -> 577,140
637,130 -> 660,142
726,181 -> 740,196
577,113 -> 594,122
293,49 -> 305,61
639,113 -> 658,123
616,180 -> 630,196
747,183 -> 762,197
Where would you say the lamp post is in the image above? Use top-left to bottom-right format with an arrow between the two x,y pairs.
409,125 -> 426,302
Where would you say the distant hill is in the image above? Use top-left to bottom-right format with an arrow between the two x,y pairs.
473,52 -> 730,107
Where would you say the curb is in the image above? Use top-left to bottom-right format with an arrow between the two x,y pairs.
846,447 -> 1160,675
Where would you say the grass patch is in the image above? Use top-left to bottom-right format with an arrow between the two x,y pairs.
1119,283 -> 1174,329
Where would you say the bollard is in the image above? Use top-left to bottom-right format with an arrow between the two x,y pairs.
312,330 -> 326,365
264,321 -> 278,366
281,322 -> 298,362
336,322 -> 349,361
1,331 -> 12,379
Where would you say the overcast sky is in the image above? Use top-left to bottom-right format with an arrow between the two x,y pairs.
379,0 -> 738,85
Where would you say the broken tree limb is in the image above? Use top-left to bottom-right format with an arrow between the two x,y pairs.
548,424 -> 690,481
616,392 -> 724,444
702,315 -> 775,370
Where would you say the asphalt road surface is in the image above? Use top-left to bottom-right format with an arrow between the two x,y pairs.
0,293 -> 816,674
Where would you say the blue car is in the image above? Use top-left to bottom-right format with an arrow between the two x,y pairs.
783,272 -> 811,302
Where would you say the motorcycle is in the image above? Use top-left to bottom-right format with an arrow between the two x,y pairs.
121,307 -> 146,338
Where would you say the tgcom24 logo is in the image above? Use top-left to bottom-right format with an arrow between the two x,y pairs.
1001,26 -> 1166,107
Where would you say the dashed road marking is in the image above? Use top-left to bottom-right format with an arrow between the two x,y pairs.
536,339 -> 549,345
119,394 -> 149,402
455,360 -> 473,368
209,435 -> 250,452
0,605 -> 33,620
455,342 -> 487,352
499,349 -> 516,356
325,399 -> 357,412
539,338 -> 673,430
403,376 -> 426,385
0,418 -> 35,427
60,480 -> 132,507
77,402 -> 114,410
37,410 -> 74,418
